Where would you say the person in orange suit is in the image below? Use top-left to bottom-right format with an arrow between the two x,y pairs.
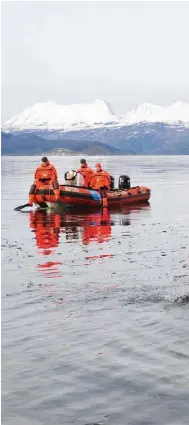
77,158 -> 94,187
29,210 -> 61,255
89,163 -> 111,207
29,157 -> 60,206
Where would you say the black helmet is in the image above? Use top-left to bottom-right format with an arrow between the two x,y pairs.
80,158 -> 86,164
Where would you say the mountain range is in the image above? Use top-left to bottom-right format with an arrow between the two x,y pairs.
2,99 -> 189,155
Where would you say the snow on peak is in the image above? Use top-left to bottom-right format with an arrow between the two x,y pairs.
135,102 -> 161,112
124,101 -> 189,124
2,99 -> 189,131
170,101 -> 188,108
3,99 -> 119,131
125,103 -> 162,122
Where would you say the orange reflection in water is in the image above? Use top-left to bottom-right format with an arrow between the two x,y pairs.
28,204 -> 149,306
29,208 -> 117,252
29,204 -> 150,273
81,208 -> 111,245
29,208 -> 115,278
29,210 -> 61,255
29,204 -> 150,255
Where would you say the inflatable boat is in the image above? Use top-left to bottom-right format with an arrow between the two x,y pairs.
34,184 -> 151,209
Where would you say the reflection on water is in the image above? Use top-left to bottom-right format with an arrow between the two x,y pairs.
29,210 -> 61,255
29,204 -> 151,251
30,208 -> 114,249
29,205 -> 149,280
2,156 -> 189,425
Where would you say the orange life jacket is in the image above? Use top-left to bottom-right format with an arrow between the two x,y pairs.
89,170 -> 111,190
34,162 -> 58,186
77,164 -> 94,187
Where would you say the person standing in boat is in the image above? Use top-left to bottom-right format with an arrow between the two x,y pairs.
29,157 -> 60,206
89,163 -> 111,207
77,159 -> 94,187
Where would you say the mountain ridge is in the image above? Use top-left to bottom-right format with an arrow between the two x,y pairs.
3,99 -> 189,131
1,131 -> 127,156
2,120 -> 189,155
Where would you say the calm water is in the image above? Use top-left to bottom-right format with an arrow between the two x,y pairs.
1,156 -> 189,425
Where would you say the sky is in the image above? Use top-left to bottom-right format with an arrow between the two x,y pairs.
1,1 -> 189,122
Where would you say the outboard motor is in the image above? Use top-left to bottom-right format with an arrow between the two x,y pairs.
118,175 -> 131,190
110,176 -> 115,190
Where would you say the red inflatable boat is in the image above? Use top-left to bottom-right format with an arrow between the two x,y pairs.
34,184 -> 151,209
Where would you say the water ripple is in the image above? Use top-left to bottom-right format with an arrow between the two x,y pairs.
2,156 -> 189,425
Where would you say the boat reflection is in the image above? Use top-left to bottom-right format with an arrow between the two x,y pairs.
29,203 -> 150,281
29,210 -> 61,255
29,208 -> 114,251
29,203 -> 150,252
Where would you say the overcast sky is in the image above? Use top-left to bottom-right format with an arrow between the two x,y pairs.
2,1 -> 189,122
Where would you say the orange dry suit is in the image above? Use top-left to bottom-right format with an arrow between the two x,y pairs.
29,161 -> 60,205
89,166 -> 111,208
89,170 -> 111,190
77,163 -> 94,187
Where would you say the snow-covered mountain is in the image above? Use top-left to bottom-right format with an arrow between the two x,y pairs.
124,101 -> 189,124
3,99 -> 120,131
2,99 -> 189,131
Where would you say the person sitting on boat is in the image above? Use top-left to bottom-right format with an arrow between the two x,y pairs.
77,159 -> 94,187
89,163 -> 111,190
29,156 -> 60,206
65,170 -> 85,186
89,163 -> 111,207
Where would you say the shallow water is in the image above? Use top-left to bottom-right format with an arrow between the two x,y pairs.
1,156 -> 189,425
